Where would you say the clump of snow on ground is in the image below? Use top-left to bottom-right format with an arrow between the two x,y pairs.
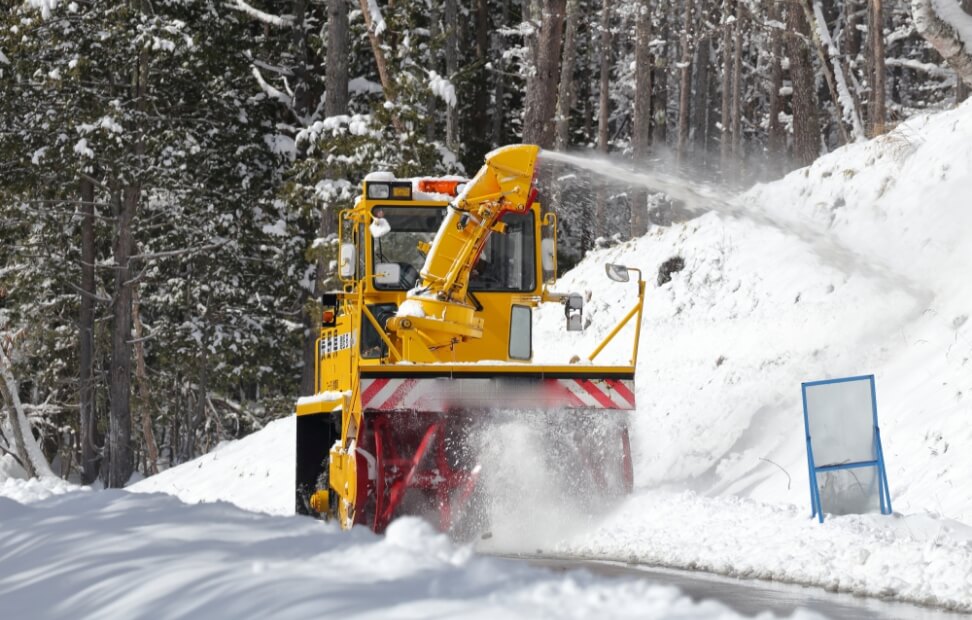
0,491 -> 813,620
0,468 -> 81,504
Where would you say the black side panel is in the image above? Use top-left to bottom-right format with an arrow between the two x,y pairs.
295,412 -> 339,516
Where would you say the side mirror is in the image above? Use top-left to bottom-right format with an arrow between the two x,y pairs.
565,292 -> 583,332
339,243 -> 356,278
605,263 -> 630,282
374,263 -> 401,286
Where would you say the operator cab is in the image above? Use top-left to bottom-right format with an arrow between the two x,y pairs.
362,177 -> 538,294
338,169 -> 565,364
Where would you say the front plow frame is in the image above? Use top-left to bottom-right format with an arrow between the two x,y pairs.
302,364 -> 636,532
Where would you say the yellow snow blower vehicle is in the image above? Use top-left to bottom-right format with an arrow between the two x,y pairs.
295,144 -> 644,533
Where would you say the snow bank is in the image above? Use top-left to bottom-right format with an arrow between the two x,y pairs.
0,471 -> 80,504
537,99 -> 972,515
553,490 -> 972,612
129,416 -> 294,516
0,491 -> 811,620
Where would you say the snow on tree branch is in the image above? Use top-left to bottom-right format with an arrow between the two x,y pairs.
427,71 -> 457,107
886,57 -> 955,78
229,0 -> 294,28
25,0 -> 61,20
812,1 -> 865,141
913,0 -> 972,86
366,0 -> 387,36
251,66 -> 292,106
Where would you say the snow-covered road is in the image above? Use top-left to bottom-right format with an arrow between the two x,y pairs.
521,557 -> 960,619
0,489 -> 816,620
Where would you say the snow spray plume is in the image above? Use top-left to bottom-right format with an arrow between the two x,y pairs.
537,149 -> 933,307
538,149 -> 736,218
459,409 -> 629,554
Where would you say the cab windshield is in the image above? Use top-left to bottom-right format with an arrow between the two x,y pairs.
371,207 -> 442,290
371,206 -> 535,292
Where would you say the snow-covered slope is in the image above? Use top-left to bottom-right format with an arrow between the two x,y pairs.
535,99 -> 972,521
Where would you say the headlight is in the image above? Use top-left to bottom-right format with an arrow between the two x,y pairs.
367,183 -> 390,199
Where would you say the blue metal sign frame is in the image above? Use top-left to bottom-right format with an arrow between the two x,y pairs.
801,374 -> 892,523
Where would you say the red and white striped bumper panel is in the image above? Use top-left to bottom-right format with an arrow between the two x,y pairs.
360,377 -> 635,412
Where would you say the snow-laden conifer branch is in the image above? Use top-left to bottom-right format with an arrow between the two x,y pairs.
886,57 -> 955,78
229,0 -> 294,28
250,66 -> 292,105
366,0 -> 388,35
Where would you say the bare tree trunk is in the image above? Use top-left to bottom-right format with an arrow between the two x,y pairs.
108,184 -> 136,488
597,0 -> 612,151
523,0 -> 568,147
786,2 -> 822,166
492,0 -> 510,145
720,0 -> 733,168
767,0 -> 785,174
291,0 -> 314,123
595,0 -> 612,239
691,9 -> 711,158
473,0 -> 491,151
426,3 -> 440,143
631,0 -> 653,237
555,0 -> 580,150
325,0 -> 349,120
844,0 -> 862,59
632,0 -> 653,158
676,0 -> 695,161
79,176 -> 99,483
653,67 -> 668,145
358,0 -> 404,133
731,2 -> 743,158
869,0 -> 886,135
187,343 -> 209,462
445,0 -> 459,151
131,285 -> 159,476
584,22 -> 596,141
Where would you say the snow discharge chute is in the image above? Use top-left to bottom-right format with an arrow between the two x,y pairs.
295,144 -> 644,535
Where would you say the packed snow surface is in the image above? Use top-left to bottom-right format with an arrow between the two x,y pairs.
0,490 -> 815,619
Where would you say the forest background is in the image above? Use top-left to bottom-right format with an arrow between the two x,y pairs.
1,0 -> 970,486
